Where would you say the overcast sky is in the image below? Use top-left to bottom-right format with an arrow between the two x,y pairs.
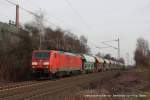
0,0 -> 150,64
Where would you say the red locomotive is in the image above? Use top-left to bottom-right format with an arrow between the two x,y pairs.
32,50 -> 82,77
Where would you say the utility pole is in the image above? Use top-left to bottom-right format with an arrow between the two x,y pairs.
117,38 -> 120,58
39,32 -> 42,50
126,53 -> 129,65
39,24 -> 43,50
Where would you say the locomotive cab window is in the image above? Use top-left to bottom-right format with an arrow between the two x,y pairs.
34,52 -> 50,59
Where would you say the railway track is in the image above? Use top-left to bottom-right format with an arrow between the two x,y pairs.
0,71 -> 122,100
0,74 -> 87,100
25,73 -> 104,100
0,80 -> 50,92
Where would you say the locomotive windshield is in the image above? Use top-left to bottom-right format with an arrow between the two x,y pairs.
34,52 -> 50,59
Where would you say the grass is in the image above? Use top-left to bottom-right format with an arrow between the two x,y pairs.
63,66 -> 150,100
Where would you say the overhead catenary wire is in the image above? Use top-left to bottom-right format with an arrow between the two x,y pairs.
3,0 -> 61,29
2,0 -> 109,55
3,0 -> 87,33
3,0 -> 93,33
21,1 -> 63,27
26,0 -> 89,34
64,0 -> 121,59
4,0 -> 90,36
26,1 -> 85,33
64,0 -> 92,31
4,0 -> 16,6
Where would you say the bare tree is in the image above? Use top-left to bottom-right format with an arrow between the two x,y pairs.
80,35 -> 87,45
25,10 -> 46,50
104,54 -> 111,59
118,58 -> 125,64
134,37 -> 149,66
95,52 -> 102,57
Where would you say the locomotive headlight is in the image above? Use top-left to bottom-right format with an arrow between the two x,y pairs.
32,62 -> 38,65
43,62 -> 49,65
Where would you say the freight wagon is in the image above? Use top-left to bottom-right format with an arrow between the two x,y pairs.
95,57 -> 104,72
81,54 -> 96,73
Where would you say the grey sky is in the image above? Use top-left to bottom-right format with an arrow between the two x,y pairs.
0,0 -> 150,64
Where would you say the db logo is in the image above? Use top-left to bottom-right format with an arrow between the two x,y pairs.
39,60 -> 42,65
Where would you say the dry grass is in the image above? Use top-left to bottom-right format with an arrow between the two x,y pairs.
73,67 -> 150,100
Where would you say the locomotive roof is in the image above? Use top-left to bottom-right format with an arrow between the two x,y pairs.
33,50 -> 50,52
33,50 -> 81,57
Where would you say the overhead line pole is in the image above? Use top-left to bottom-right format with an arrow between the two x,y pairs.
117,38 -> 120,58
97,38 -> 120,59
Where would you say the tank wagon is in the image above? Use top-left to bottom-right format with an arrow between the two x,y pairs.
31,50 -> 125,78
81,54 -> 96,73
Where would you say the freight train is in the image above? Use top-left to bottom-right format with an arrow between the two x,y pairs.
31,50 -> 125,78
